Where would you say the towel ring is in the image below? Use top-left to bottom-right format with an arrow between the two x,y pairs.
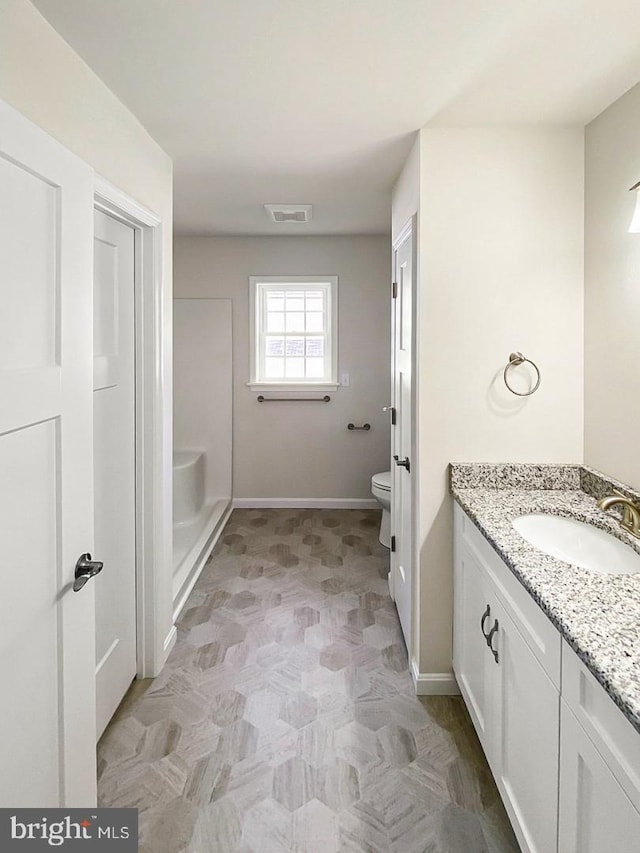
503,352 -> 541,397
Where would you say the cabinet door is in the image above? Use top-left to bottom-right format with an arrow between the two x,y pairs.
559,701 -> 640,853
490,599 -> 560,853
453,538 -> 491,750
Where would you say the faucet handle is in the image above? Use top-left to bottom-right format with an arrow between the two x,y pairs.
598,488 -> 640,538
615,490 -> 640,535
612,487 -> 640,513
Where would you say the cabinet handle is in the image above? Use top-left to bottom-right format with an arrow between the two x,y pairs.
480,604 -> 491,640
487,620 -> 499,663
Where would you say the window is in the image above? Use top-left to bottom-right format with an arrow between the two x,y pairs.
249,276 -> 338,386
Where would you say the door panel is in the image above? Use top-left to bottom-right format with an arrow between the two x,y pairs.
0,99 -> 95,806
452,540 -> 490,748
1,421 -> 60,799
559,701 -> 640,853
0,157 -> 57,370
94,210 -> 137,739
93,231 -> 120,390
391,223 -> 414,648
492,599 -> 560,853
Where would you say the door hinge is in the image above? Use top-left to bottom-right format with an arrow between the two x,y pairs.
391,535 -> 396,552
392,281 -> 398,299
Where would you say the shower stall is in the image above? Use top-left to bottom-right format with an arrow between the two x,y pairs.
172,298 -> 232,618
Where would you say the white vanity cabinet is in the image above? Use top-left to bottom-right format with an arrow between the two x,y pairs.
558,702 -> 640,852
452,528 -> 492,749
453,505 -> 560,853
489,597 -> 561,853
453,503 -> 640,853
558,643 -> 640,853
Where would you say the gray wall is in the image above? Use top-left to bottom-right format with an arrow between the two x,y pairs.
174,235 -> 391,501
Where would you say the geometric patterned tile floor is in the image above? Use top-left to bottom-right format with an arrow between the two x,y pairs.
98,509 -> 520,852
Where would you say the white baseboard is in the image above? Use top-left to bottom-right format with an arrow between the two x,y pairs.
163,625 -> 177,655
411,658 -> 460,695
232,497 -> 379,509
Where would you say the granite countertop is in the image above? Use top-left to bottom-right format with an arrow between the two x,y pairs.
450,463 -> 640,734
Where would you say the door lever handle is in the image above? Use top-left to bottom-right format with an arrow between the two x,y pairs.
383,406 -> 396,425
393,455 -> 410,473
73,553 -> 104,592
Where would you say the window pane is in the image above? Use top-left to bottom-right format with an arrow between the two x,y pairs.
266,337 -> 284,356
267,312 -> 285,332
285,357 -> 305,378
306,337 -> 325,357
306,312 -> 323,332
286,312 -> 305,331
286,292 -> 305,311
305,293 -> 324,312
305,358 -> 325,378
265,357 -> 284,378
266,292 -> 284,312
285,337 -> 304,357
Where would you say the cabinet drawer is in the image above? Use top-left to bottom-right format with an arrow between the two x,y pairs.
561,641 -> 640,812
456,505 -> 562,688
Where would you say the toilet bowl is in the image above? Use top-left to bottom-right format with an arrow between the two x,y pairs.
371,470 -> 391,548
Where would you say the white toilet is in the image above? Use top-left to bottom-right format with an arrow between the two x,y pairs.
371,471 -> 391,548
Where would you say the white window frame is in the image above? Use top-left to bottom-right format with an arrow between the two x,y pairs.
248,275 -> 339,389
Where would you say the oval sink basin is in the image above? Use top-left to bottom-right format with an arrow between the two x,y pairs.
512,514 -> 640,575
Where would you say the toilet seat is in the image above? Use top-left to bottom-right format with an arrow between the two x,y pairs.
371,471 -> 391,492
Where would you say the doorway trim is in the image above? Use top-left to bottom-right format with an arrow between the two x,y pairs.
93,175 -> 172,678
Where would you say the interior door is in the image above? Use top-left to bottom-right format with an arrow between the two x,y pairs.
391,220 -> 414,648
0,99 -> 96,806
94,209 -> 137,739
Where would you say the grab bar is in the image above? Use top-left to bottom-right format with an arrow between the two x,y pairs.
257,395 -> 331,402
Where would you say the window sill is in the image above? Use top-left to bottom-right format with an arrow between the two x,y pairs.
246,382 -> 340,391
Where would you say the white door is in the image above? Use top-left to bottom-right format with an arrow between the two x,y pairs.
391,221 -> 414,647
94,210 -> 137,739
0,100 -> 96,805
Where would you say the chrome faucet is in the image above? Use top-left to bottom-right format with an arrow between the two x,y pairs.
597,489 -> 640,539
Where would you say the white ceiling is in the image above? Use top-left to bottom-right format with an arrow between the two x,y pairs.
32,0 -> 640,236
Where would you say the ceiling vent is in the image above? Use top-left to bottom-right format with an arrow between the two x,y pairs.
264,204 -> 313,223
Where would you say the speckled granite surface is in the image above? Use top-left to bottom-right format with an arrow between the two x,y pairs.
449,463 -> 640,734
450,463 -> 581,491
